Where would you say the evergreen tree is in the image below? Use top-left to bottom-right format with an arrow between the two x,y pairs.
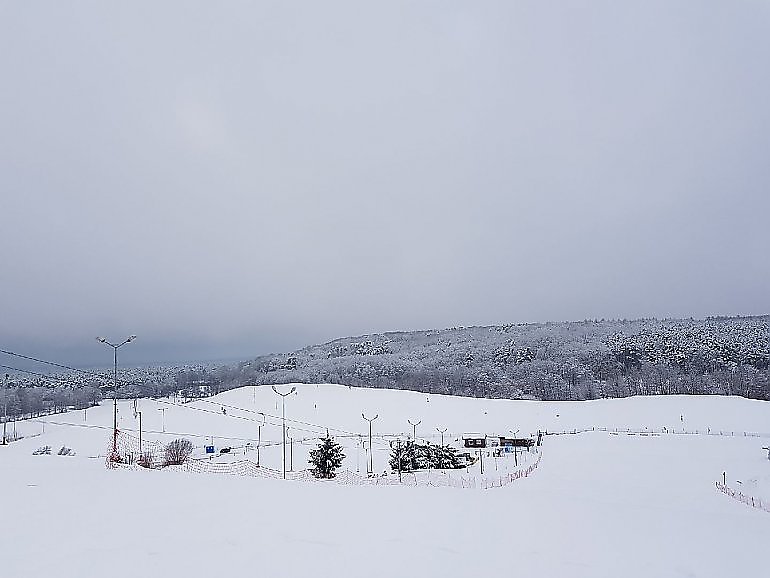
389,440 -> 414,472
388,441 -> 464,471
309,433 -> 345,479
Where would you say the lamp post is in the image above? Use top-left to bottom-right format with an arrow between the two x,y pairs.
158,408 -> 166,433
362,413 -> 379,474
408,419 -> 421,442
97,335 -> 136,459
436,427 -> 447,447
272,386 -> 296,479
510,429 -> 520,466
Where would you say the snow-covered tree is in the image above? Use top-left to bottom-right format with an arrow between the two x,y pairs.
309,434 -> 345,479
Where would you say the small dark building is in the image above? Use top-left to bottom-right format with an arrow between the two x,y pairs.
499,437 -> 534,448
463,435 -> 486,448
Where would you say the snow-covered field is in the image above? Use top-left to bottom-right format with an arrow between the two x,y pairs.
2,384 -> 769,577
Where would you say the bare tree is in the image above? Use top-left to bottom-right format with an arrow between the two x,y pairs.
164,438 -> 193,466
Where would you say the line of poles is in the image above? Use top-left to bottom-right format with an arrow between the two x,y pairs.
8,344 -> 509,479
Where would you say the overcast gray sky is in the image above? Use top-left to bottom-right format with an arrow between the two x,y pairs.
1,1 -> 769,367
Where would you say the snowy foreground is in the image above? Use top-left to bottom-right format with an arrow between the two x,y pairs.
2,384 -> 770,577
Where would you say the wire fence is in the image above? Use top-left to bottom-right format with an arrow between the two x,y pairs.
544,427 -> 770,438
171,450 -> 542,490
715,481 -> 770,514
108,430 -> 543,490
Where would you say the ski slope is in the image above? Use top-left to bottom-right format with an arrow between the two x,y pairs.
2,384 -> 769,577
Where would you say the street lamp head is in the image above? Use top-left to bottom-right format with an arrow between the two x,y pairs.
96,337 -> 106,343
127,335 -> 137,342
290,387 -> 296,394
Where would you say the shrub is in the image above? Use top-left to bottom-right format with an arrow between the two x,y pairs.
164,438 -> 193,466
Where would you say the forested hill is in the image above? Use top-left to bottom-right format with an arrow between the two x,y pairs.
192,316 -> 770,402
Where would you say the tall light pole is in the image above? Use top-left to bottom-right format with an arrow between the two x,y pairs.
408,419 -> 421,442
362,413 -> 378,474
272,386 -> 296,479
510,429 -> 519,466
436,427 -> 447,447
97,335 -> 136,459
158,408 -> 166,433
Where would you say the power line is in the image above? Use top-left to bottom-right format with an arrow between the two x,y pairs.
155,399 -> 324,437
0,363 -> 78,385
36,419 -> 281,445
197,398 -> 359,437
0,348 -> 99,377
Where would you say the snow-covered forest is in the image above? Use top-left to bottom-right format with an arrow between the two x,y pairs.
187,315 -> 770,402
3,316 -> 768,424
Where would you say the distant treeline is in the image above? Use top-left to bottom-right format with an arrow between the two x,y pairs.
179,316 -> 770,402
4,317 -> 768,421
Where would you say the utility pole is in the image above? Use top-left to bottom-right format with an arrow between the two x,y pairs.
272,386 -> 296,479
289,431 -> 294,472
2,373 -> 9,445
362,413 -> 379,474
97,335 -> 136,460
356,435 -> 361,473
158,408 -> 166,432
436,427 -> 447,447
257,412 -> 265,467
509,428 -> 520,466
408,419 -> 421,442
389,438 -> 403,483
479,447 -> 484,475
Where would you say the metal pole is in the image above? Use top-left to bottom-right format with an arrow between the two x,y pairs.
138,411 -> 142,457
362,413 -> 379,474
408,419 -> 421,442
356,435 -> 361,473
97,336 -> 136,459
113,346 -> 118,454
282,397 -> 286,476
159,408 -> 166,432
398,439 -> 402,483
2,374 -> 8,445
437,427 -> 447,447
257,412 -> 264,467
290,433 -> 294,471
272,386 -> 296,479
